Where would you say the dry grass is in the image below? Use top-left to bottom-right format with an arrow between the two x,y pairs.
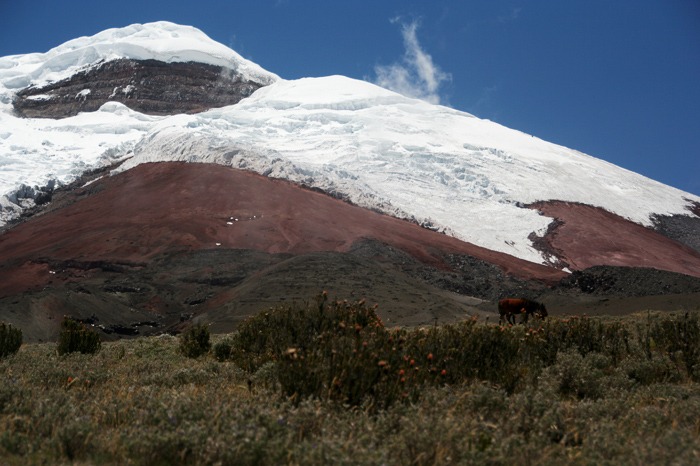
1,301 -> 700,464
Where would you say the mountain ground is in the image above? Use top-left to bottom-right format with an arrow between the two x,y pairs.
1,162 -> 699,342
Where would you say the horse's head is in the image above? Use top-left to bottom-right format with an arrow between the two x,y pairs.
537,303 -> 548,319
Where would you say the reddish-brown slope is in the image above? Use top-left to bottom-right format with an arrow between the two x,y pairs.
530,201 -> 700,277
0,162 -> 564,298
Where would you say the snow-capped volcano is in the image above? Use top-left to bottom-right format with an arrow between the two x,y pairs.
0,21 -> 277,91
1,21 -> 698,269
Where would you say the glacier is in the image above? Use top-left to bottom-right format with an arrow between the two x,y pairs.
1,21 -> 698,266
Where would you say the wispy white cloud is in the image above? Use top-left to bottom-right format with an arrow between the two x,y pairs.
498,7 -> 522,23
373,19 -> 451,105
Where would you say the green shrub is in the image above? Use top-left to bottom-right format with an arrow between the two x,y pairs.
251,361 -> 279,390
234,295 -> 537,407
646,313 -> 700,381
230,293 -> 384,371
0,322 -> 22,358
535,316 -> 631,365
222,297 -> 700,408
623,353 -> 681,385
227,293 -> 399,406
179,323 -> 211,358
540,350 -> 633,400
57,318 -> 101,355
271,295 -> 393,406
213,339 -> 233,362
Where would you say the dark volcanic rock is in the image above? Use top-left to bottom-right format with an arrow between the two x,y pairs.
13,59 -> 266,118
652,200 -> 700,254
349,239 -> 539,301
557,265 -> 700,297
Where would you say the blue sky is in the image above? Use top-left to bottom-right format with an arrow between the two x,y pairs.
2,0 -> 699,195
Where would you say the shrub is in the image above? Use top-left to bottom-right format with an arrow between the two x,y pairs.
213,339 -> 233,362
225,296 -> 700,407
235,295 -> 542,407
623,353 -> 681,385
646,313 -> 700,381
535,316 -> 631,365
57,318 -> 101,355
0,322 -> 22,358
377,320 -> 530,394
229,293 -> 384,371
251,361 -> 279,390
228,293 -> 397,406
540,349 -> 633,400
179,323 -> 211,358
272,295 -> 392,406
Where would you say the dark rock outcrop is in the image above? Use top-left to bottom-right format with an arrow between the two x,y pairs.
13,59 -> 266,118
652,200 -> 700,254
557,265 -> 700,296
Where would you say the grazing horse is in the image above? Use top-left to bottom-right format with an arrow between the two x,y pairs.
498,298 -> 547,325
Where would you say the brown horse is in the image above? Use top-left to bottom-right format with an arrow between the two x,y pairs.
498,298 -> 547,325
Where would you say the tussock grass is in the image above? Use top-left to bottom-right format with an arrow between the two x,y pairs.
1,298 -> 699,464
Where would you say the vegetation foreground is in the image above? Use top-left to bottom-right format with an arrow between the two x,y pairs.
1,295 -> 700,465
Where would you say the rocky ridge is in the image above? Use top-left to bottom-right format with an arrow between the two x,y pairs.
13,58 -> 266,118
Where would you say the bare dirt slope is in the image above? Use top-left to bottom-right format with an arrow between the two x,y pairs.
0,162 -> 560,341
529,201 -> 700,277
0,162 -> 563,299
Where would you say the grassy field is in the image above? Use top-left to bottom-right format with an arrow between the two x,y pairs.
1,296 -> 700,465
